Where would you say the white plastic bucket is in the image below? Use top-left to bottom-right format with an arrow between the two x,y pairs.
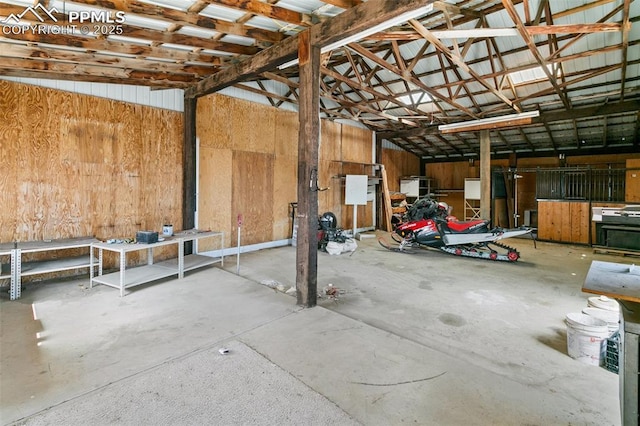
582,307 -> 620,334
566,313 -> 609,366
587,295 -> 619,312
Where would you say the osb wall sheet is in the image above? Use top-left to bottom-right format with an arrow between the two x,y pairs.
232,151 -> 274,245
381,148 -> 420,192
198,147 -> 232,251
0,81 -> 183,248
320,121 -> 341,161
196,94 -> 375,243
341,125 -> 372,163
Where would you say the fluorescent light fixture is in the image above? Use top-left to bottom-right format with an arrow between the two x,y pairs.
438,111 -> 540,134
278,5 -> 433,70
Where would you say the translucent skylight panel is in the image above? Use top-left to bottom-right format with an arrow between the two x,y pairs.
509,65 -> 556,85
160,43 -> 194,51
245,15 -> 289,32
219,34 -> 255,46
123,14 -> 172,31
199,4 -> 245,22
107,35 -> 154,46
275,0 -> 320,14
200,49 -> 235,57
177,25 -> 219,39
137,0 -> 193,12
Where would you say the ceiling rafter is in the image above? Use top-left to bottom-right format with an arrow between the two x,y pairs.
497,0 -> 574,110
346,42 -> 475,118
0,0 -> 636,159
620,0 -> 631,100
409,18 -> 520,113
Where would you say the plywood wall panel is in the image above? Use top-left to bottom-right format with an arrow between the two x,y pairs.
0,82 -> 20,238
319,160 -> 343,225
0,81 -> 182,245
230,98 -> 276,154
273,155 -> 297,240
321,121 -> 341,161
275,111 -> 298,157
198,148 -> 233,251
197,95 -> 232,149
232,151 -> 274,245
341,125 -> 372,163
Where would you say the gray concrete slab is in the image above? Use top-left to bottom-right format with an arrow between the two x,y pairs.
0,234 -> 628,425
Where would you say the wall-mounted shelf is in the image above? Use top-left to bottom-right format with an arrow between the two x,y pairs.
0,237 -> 99,300
400,176 -> 434,202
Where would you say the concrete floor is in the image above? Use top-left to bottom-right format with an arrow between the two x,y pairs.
0,232 -> 630,425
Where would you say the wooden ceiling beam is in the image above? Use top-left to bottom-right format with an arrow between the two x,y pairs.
69,0 -> 285,43
546,4 -> 624,61
187,0 -> 438,98
0,33 -> 225,64
117,26 -> 259,55
0,42 -> 217,75
0,58 -> 196,86
365,23 -> 624,41
502,0 -> 573,110
542,121 -> 559,154
320,66 -> 423,118
0,67 -> 189,87
379,100 -> 640,140
620,0 -> 631,100
347,42 -> 474,117
409,18 -> 519,113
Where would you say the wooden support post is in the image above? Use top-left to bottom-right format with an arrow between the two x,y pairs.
380,165 -> 393,231
295,31 -> 320,308
183,95 -> 197,254
502,167 -> 515,229
479,130 -> 491,221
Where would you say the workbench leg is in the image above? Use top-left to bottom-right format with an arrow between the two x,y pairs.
89,246 -> 94,288
10,249 -> 21,301
178,241 -> 184,279
119,251 -> 126,297
221,233 -> 224,267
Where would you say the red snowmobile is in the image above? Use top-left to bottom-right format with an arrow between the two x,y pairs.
379,197 -> 532,262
